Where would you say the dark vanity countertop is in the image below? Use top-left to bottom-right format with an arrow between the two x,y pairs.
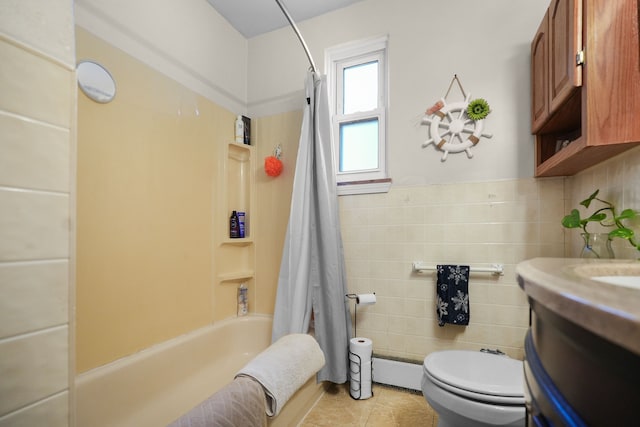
516,257 -> 640,356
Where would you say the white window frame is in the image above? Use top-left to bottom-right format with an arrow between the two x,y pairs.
326,35 -> 390,195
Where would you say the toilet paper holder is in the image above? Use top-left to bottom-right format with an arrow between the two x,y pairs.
346,294 -> 376,400
345,293 -> 376,338
348,348 -> 373,400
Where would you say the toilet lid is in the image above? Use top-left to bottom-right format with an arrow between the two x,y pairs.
423,351 -> 524,404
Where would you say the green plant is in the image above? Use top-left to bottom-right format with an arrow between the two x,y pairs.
561,189 -> 640,252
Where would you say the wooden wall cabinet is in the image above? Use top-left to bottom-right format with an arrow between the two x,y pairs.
548,0 -> 582,114
531,0 -> 640,177
531,10 -> 549,132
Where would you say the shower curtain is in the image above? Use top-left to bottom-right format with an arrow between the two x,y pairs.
272,72 -> 352,384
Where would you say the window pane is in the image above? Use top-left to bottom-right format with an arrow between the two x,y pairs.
343,61 -> 378,114
339,119 -> 379,172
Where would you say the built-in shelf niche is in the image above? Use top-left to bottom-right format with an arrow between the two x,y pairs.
214,141 -> 256,320
218,270 -> 255,283
226,143 -> 252,239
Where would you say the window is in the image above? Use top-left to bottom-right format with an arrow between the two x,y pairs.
326,36 -> 390,195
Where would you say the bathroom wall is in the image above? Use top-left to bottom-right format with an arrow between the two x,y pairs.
0,0 -> 75,425
75,0 -> 248,114
565,146 -> 640,260
340,178 -> 565,360
248,0 -> 549,184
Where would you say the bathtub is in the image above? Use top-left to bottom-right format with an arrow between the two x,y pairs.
76,315 -> 324,427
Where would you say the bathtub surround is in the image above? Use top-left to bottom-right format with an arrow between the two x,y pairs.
75,28 -> 223,371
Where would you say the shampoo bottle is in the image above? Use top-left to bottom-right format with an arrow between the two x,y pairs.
235,115 -> 244,144
237,211 -> 246,238
238,283 -> 248,316
229,210 -> 239,238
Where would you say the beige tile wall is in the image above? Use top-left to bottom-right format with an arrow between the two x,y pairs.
566,146 -> 640,260
339,178 -> 565,361
0,1 -> 75,425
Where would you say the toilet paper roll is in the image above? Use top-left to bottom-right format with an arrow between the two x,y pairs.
356,293 -> 376,305
349,337 -> 373,362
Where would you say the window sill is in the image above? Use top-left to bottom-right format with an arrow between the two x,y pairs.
337,178 -> 392,196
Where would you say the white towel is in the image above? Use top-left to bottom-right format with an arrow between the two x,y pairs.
235,333 -> 325,417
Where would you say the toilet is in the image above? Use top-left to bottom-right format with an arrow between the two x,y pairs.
421,350 -> 525,427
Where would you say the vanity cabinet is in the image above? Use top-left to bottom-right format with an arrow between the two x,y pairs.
517,258 -> 640,426
531,0 -> 640,177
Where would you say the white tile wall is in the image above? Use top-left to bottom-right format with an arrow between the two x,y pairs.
0,114 -> 70,192
0,1 -> 75,424
0,40 -> 73,128
0,392 -> 68,427
0,261 -> 69,338
0,0 -> 75,65
0,190 -> 70,261
0,327 -> 69,415
340,178 -> 565,361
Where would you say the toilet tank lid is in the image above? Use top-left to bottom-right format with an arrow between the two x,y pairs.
423,350 -> 524,398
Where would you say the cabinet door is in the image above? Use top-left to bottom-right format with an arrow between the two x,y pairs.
531,10 -> 549,133
548,0 -> 582,113
585,0 -> 640,146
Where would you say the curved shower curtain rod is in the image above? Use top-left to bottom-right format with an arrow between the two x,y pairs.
274,0 -> 318,74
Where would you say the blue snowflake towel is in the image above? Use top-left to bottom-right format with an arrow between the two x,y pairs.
436,265 -> 470,327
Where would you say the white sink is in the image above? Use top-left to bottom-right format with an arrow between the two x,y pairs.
573,262 -> 640,291
592,275 -> 640,290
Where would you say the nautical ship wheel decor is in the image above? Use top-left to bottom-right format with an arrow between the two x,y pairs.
421,76 -> 493,161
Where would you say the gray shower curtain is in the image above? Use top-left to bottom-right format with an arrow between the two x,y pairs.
272,72 -> 352,384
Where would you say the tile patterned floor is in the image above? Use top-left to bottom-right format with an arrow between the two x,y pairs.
299,383 -> 438,426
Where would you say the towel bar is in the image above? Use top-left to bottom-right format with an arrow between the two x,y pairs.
412,262 -> 504,276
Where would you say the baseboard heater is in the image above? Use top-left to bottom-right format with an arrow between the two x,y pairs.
372,356 -> 423,392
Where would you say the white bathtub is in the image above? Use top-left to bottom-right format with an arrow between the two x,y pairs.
76,315 -> 324,427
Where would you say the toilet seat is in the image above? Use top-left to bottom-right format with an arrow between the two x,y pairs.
423,350 -> 525,405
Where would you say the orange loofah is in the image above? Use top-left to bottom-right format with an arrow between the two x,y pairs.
264,155 -> 283,177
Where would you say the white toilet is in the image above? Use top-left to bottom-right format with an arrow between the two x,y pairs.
421,350 -> 525,427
